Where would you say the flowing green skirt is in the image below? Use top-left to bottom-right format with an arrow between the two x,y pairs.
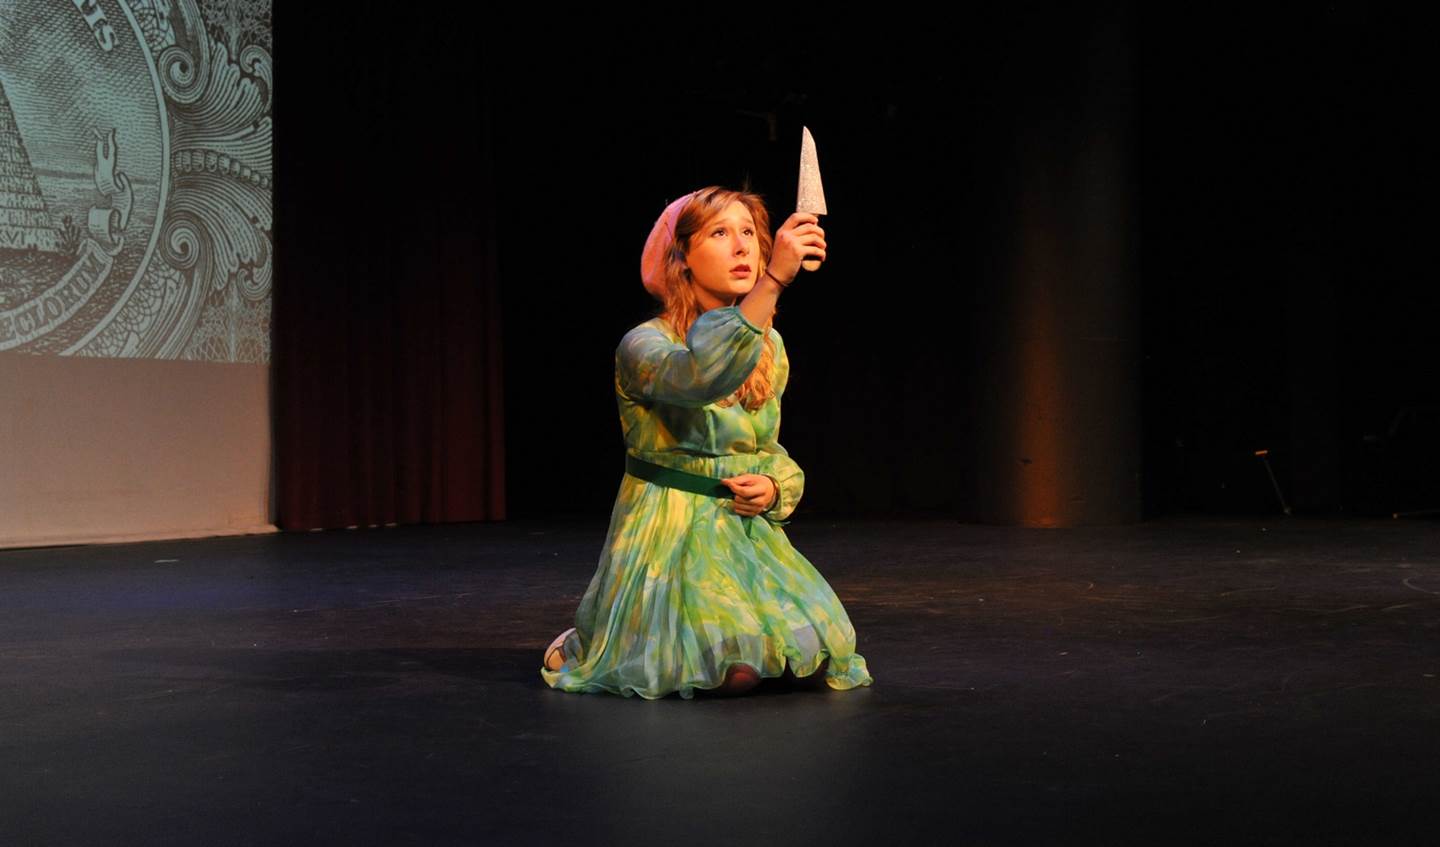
540,462 -> 873,700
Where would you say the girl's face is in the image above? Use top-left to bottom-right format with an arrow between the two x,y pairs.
685,201 -> 759,311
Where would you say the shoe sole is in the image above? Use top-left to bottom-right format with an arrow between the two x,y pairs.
543,627 -> 576,671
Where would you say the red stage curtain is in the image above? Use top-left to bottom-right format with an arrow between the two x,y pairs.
271,19 -> 505,529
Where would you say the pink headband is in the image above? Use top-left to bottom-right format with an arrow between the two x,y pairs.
639,191 -> 698,300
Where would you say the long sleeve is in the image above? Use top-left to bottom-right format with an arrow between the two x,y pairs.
757,333 -> 805,525
616,306 -> 766,408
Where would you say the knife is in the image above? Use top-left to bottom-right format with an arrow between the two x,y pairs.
796,126 -> 827,272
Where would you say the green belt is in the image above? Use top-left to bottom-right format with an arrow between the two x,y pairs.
625,454 -> 733,499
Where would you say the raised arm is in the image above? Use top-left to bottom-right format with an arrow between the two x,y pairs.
617,305 -> 767,408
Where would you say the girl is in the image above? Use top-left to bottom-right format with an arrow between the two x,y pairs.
540,186 -> 872,699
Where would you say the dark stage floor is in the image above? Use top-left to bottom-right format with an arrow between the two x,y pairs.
3,518 -> 1438,846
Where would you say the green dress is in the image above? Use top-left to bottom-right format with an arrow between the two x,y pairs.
540,305 -> 874,700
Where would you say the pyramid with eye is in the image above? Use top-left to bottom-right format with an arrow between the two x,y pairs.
0,76 -> 61,254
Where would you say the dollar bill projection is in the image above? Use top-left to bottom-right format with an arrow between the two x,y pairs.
0,0 -> 271,361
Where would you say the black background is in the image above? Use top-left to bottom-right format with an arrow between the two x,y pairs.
275,5 -> 1434,523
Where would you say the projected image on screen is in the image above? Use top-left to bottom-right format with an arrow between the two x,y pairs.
0,0 -> 271,361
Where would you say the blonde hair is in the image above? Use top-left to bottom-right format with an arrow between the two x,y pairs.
655,187 -> 777,412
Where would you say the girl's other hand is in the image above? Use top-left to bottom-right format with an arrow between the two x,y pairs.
722,474 -> 777,517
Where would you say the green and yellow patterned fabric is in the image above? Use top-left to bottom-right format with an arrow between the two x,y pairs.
540,305 -> 874,699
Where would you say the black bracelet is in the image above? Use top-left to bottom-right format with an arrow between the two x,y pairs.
764,267 -> 792,289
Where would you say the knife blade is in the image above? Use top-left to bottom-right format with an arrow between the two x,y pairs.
796,126 -> 827,272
